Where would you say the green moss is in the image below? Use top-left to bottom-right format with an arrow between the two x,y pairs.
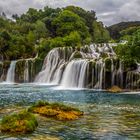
33,58 -> 44,76
50,102 -> 81,112
15,60 -> 26,82
105,58 -> 112,72
123,59 -> 137,71
0,63 -> 3,78
0,110 -> 38,134
33,100 -> 50,107
28,101 -> 83,121
100,53 -> 108,59
3,61 -> 11,69
71,51 -> 82,59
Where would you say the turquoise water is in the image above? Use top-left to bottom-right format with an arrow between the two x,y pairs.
0,84 -> 140,140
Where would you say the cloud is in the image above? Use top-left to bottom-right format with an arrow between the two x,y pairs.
0,0 -> 140,25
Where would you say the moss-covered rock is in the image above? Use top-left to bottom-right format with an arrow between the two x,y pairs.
105,58 -> 112,72
100,53 -> 108,59
28,101 -> 83,121
15,60 -> 26,83
108,86 -> 122,93
70,51 -> 83,60
14,58 -> 43,83
0,110 -> 38,134
123,59 -> 137,72
0,62 -> 3,80
0,61 -> 11,81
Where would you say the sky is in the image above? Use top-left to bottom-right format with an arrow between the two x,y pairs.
0,0 -> 140,26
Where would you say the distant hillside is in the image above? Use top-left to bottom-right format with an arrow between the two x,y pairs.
107,21 -> 140,40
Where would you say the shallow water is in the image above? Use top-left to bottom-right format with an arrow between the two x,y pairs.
0,84 -> 140,140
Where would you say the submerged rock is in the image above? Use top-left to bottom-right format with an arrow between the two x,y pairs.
30,135 -> 60,140
28,101 -> 83,121
108,86 -> 122,93
0,110 -> 38,134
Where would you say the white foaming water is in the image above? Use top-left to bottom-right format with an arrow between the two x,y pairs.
34,44 -> 140,90
61,59 -> 89,88
24,60 -> 29,83
6,61 -> 17,83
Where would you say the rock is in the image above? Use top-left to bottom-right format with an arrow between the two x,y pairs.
108,86 -> 122,93
28,101 -> 83,121
1,110 -> 38,134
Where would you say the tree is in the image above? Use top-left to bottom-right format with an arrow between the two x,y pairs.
21,8 -> 39,23
92,21 -> 110,43
52,10 -> 90,41
34,20 -> 49,39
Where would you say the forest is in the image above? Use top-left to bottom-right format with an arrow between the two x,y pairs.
0,6 -> 110,61
0,6 -> 140,65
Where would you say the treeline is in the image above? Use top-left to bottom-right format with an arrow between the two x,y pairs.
114,26 -> 140,64
0,6 -> 110,60
107,21 -> 140,40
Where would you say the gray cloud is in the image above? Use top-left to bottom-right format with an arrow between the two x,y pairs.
0,0 -> 140,25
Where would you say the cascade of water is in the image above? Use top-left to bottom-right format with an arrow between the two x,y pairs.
6,61 -> 17,83
61,59 -> 89,88
24,60 -> 29,83
117,61 -> 124,88
35,48 -> 72,84
126,70 -> 140,90
34,43 -> 139,90
94,60 -> 105,89
137,63 -> 140,72
111,59 -> 115,86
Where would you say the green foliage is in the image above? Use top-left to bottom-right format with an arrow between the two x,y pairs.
92,21 -> 110,43
107,21 -> 140,40
52,10 -> 90,40
0,6 -> 110,60
114,27 -> 140,66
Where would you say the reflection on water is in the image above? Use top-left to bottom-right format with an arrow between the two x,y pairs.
0,84 -> 140,140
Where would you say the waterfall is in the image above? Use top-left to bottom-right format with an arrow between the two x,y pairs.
34,43 -> 139,90
35,48 -> 67,84
125,64 -> 140,90
94,60 -> 105,89
117,61 -> 124,88
111,59 -> 115,86
35,44 -> 117,89
24,60 -> 29,83
61,59 -> 89,88
6,61 -> 17,83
